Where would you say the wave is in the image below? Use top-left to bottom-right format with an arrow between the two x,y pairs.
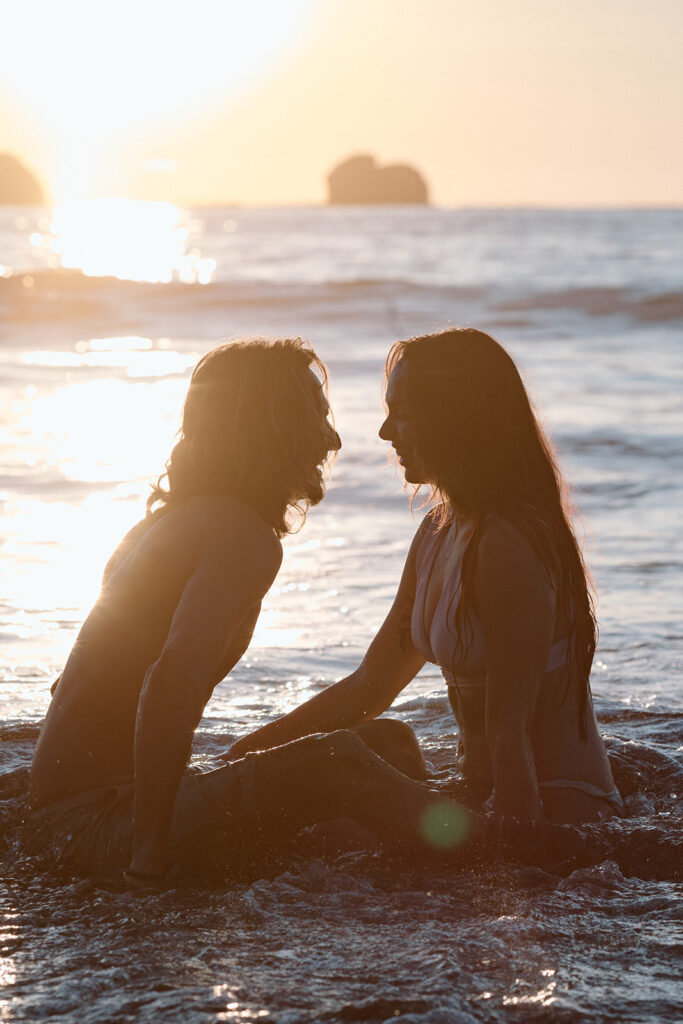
496,286 -> 683,323
0,467 -> 116,499
2,269 -> 681,328
0,267 -> 454,301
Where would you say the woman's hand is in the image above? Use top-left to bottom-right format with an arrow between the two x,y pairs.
219,522 -> 429,757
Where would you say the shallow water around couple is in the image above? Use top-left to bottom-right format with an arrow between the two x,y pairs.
1,205 -> 681,1022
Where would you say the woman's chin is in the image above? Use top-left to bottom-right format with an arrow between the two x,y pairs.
401,464 -> 423,485
404,468 -> 436,490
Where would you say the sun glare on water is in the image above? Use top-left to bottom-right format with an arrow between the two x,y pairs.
3,336 -> 303,688
48,198 -> 216,283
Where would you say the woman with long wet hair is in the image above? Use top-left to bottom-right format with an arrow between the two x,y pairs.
231,329 -> 622,824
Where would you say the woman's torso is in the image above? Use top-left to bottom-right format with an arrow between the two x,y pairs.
410,512 -> 618,818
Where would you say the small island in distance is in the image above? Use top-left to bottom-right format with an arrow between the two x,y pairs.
327,154 -> 429,205
0,154 -> 45,205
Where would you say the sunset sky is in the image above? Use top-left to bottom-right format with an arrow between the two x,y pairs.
1,0 -> 681,206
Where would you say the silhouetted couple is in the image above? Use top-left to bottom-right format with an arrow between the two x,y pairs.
27,331 -> 621,887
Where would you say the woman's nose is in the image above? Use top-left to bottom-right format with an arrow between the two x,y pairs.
331,429 -> 342,452
378,416 -> 391,440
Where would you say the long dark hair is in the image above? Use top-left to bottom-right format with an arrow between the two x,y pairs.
386,328 -> 597,722
148,338 -> 336,537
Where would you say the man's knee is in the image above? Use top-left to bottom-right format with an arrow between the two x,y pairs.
352,719 -> 428,780
240,730 -> 377,824
250,730 -> 372,785
320,728 -> 376,766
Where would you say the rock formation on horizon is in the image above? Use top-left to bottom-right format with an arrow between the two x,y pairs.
0,154 -> 45,205
327,154 -> 428,205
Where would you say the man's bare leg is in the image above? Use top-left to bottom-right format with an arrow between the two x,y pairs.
189,730 -> 469,855
351,719 -> 428,781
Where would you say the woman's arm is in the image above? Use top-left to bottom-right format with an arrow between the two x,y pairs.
474,518 -> 557,820
227,524 -> 428,759
129,515 -> 282,877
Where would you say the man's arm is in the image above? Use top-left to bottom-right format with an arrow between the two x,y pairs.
129,516 -> 281,878
475,518 -> 557,821
228,525 -> 428,759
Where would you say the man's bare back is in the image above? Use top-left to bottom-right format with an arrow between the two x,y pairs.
30,496 -> 280,809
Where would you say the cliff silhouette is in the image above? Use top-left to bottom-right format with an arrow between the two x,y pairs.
0,154 -> 45,205
328,154 -> 428,205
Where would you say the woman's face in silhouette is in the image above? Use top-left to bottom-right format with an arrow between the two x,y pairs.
379,360 -> 431,484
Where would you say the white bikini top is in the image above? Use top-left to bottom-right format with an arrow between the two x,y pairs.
410,515 -> 568,689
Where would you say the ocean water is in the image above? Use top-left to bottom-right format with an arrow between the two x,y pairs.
1,204 -> 681,1022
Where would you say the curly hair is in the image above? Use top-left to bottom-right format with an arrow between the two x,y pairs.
385,328 -> 597,727
147,338 -> 338,537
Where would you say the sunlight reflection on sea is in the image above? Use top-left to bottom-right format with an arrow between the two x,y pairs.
44,199 -> 216,284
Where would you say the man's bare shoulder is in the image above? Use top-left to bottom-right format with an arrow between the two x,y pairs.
164,495 -> 283,576
104,496 -> 281,597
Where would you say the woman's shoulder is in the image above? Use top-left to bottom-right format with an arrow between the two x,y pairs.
412,503 -> 456,539
475,511 -> 556,592
479,511 -> 530,545
409,503 -> 478,553
409,505 -> 446,555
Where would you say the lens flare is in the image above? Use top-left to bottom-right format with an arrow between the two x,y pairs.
420,801 -> 469,849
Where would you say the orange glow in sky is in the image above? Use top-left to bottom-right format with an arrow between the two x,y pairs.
0,0 -> 681,206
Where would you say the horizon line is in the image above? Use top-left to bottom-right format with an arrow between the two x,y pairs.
3,199 -> 682,212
